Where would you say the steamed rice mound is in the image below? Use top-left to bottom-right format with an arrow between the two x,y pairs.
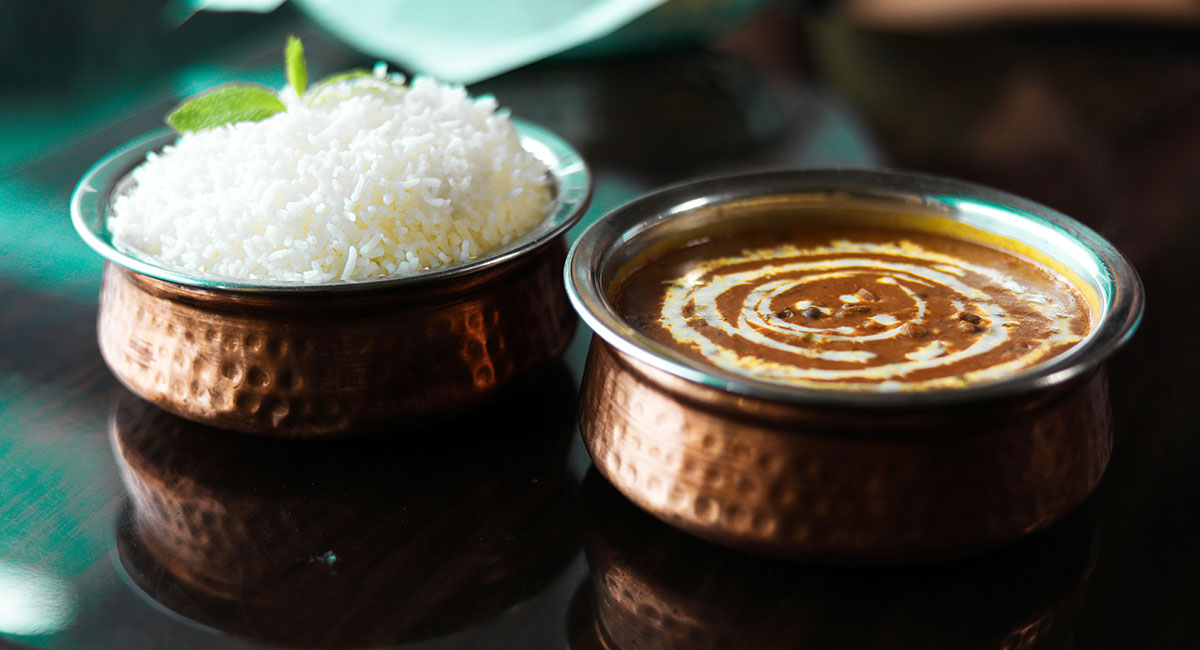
109,76 -> 553,282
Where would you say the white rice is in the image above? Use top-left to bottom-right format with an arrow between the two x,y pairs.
109,75 -> 552,283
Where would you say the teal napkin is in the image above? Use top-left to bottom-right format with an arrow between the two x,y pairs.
193,0 -> 668,83
191,0 -> 769,83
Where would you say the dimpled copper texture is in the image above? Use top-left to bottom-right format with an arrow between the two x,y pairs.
579,338 -> 1112,562
569,472 -> 1095,650
97,238 -> 574,437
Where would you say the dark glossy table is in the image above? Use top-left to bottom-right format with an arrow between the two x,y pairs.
2,10 -> 1198,650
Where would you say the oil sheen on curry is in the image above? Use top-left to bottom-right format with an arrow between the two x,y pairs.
613,224 -> 1094,390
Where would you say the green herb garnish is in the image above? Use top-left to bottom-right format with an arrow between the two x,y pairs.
285,35 -> 307,97
166,85 -> 286,133
165,37 -> 403,134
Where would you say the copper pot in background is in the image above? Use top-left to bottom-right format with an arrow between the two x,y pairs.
111,363 -> 582,648
73,124 -> 591,437
565,169 -> 1143,562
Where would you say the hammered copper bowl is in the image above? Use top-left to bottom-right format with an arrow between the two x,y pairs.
72,122 -> 591,437
565,169 -> 1143,562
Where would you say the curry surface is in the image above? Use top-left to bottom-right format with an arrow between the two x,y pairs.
613,225 -> 1092,390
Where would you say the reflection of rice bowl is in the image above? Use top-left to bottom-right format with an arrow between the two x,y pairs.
73,117 -> 590,436
566,169 -> 1142,561
110,371 -> 581,647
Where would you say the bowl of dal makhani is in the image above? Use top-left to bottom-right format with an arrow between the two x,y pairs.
72,45 -> 591,437
565,168 -> 1141,561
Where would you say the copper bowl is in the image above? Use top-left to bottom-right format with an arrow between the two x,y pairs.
565,169 -> 1143,562
72,122 -> 591,437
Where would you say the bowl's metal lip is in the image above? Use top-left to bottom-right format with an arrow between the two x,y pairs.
71,119 -> 592,294
565,167 -> 1145,410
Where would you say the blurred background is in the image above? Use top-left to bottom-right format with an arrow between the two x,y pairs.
4,0 -> 1200,297
3,1 -> 1200,648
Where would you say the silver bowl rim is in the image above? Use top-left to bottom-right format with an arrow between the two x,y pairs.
565,167 -> 1144,409
71,119 -> 592,293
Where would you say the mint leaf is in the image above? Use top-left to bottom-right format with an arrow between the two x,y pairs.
166,85 -> 286,133
285,35 -> 307,97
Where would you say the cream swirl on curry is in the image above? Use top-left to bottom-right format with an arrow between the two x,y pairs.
613,226 -> 1093,390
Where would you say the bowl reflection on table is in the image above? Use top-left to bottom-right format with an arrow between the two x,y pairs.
74,122 -> 592,438
111,364 -> 580,648
569,472 -> 1096,650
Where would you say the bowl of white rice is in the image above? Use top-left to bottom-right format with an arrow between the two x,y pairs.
72,78 -> 591,437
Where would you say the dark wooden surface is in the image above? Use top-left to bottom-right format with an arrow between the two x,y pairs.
1,10 -> 1198,649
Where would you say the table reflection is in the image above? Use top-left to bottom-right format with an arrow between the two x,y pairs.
109,364 -> 581,648
570,471 -> 1097,650
475,50 -> 782,169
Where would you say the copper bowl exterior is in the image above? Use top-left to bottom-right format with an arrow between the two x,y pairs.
74,124 -> 591,437
581,338 -> 1110,561
566,169 -> 1143,561
96,239 -> 571,436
